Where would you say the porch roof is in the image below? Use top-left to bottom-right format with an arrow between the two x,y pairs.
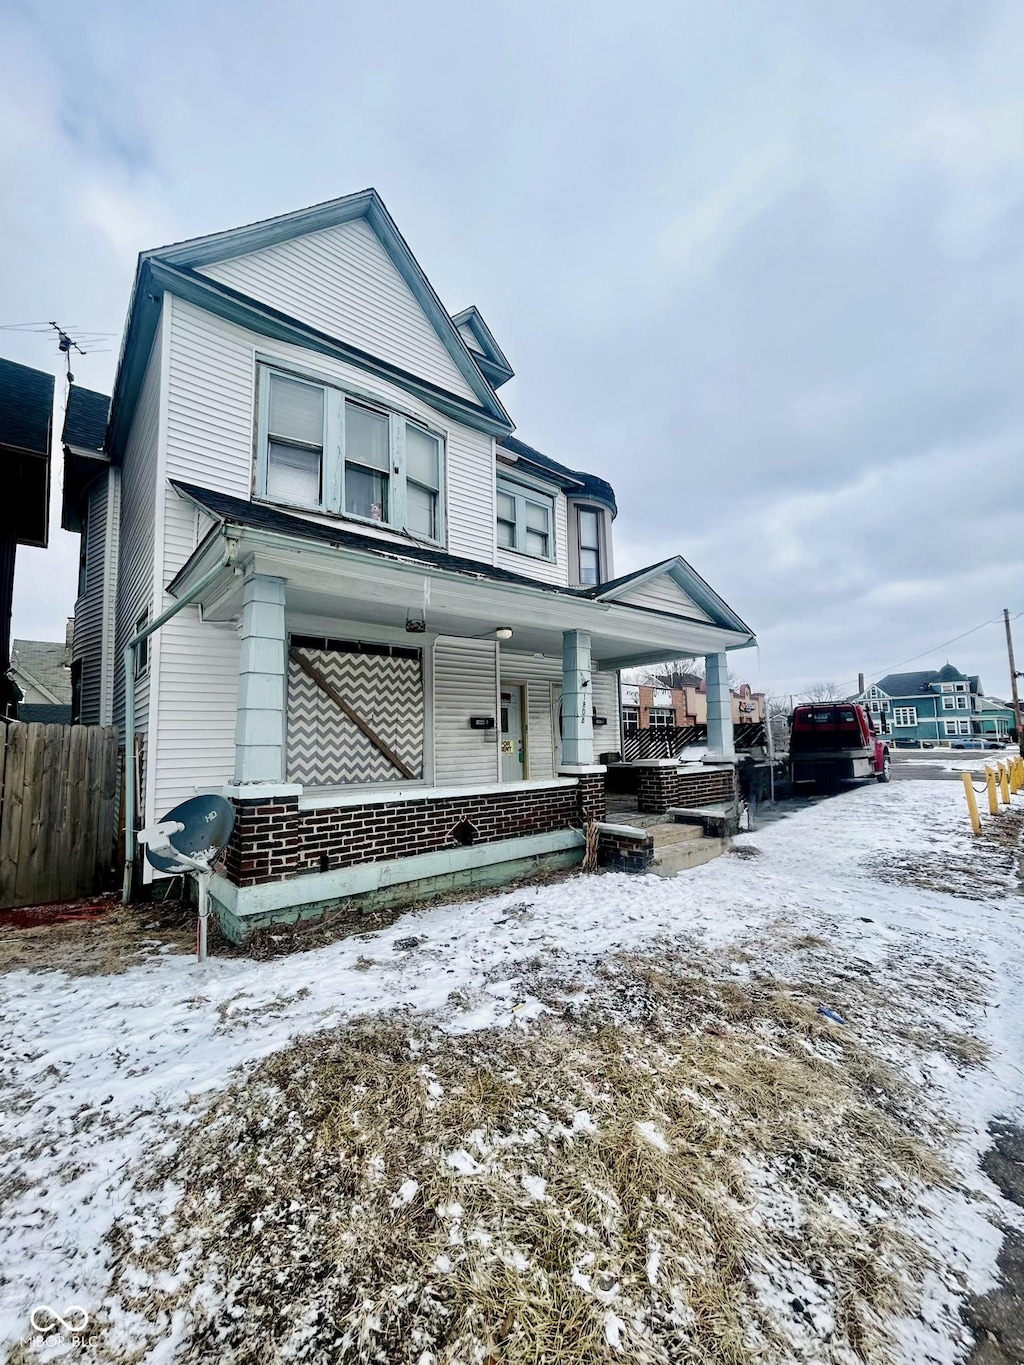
169,482 -> 756,669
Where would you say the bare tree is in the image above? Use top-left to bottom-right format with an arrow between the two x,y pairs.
800,681 -> 846,703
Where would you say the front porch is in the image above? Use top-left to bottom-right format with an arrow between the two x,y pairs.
167,486 -> 755,939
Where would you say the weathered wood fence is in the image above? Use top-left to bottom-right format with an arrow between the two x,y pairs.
0,723 -> 121,909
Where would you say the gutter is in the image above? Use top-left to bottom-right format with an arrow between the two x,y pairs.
122,536 -> 238,900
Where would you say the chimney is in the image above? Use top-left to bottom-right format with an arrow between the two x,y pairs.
857,672 -> 865,695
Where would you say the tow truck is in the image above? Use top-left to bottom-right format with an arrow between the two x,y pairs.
789,702 -> 891,789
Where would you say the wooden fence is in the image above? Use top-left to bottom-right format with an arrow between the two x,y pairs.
0,723 -> 121,910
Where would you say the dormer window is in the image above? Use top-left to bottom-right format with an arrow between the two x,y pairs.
256,365 -> 445,544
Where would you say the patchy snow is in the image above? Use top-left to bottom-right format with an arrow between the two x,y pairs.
0,780 -> 1022,1362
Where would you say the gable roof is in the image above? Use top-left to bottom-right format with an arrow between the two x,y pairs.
450,306 -> 514,388
498,435 -> 617,514
109,189 -> 513,458
587,557 -> 754,637
62,385 -> 109,453
0,357 -> 53,457
874,666 -> 980,697
11,639 -> 72,704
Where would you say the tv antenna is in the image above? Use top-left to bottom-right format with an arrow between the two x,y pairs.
138,794 -> 236,962
49,322 -> 88,385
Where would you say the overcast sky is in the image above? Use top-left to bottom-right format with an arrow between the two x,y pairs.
3,0 -> 1023,699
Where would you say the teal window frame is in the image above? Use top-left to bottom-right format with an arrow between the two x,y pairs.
495,474 -> 555,563
255,365 -> 446,546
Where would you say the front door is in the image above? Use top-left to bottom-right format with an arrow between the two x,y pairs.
500,685 -> 525,781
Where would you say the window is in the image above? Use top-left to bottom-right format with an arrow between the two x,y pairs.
956,694 -> 969,709
942,695 -> 955,710
496,477 -> 554,561
134,611 -> 150,678
892,707 -> 917,727
945,719 -> 971,736
648,707 -> 676,728
256,367 -> 445,543
578,508 -> 601,585
621,706 -> 639,731
266,373 -> 325,507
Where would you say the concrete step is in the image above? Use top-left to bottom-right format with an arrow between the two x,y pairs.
651,836 -> 729,877
651,822 -> 705,848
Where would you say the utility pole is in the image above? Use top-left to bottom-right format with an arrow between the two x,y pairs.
1005,608 -> 1023,757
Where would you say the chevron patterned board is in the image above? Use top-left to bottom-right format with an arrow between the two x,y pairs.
287,647 -> 424,786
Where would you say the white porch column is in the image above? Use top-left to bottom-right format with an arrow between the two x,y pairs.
705,651 -> 735,759
235,574 -> 287,784
561,629 -> 594,767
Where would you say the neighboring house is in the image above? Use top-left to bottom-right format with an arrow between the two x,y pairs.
63,189 -> 755,939
620,679 -> 765,731
0,357 -> 54,717
11,637 -> 73,723
853,664 -> 1000,746
974,696 -> 1016,740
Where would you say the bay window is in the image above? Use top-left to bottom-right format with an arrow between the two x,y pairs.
256,365 -> 446,544
496,476 -> 554,561
578,508 -> 601,585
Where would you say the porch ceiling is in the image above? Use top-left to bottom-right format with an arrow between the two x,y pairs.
177,520 -> 755,669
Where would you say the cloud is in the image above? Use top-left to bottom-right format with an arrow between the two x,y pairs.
2,0 -> 1022,702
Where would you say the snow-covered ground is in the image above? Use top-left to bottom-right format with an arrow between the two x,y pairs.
1,781 -> 1022,1361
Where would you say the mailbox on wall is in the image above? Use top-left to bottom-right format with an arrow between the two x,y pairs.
469,716 -> 495,729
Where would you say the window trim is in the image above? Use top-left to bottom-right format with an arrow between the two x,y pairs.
254,363 -> 447,547
892,706 -> 917,728
576,504 -> 602,587
495,474 -> 556,563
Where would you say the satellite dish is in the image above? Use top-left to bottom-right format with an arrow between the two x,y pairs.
143,794 -> 235,873
138,795 -> 235,963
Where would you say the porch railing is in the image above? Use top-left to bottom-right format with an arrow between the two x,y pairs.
619,721 -> 767,761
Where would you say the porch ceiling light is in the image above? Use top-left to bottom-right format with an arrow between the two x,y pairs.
495,627 -> 514,640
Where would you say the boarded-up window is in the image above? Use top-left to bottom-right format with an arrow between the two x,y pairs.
287,638 -> 423,786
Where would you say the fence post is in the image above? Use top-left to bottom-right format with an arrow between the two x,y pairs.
961,771 -> 982,835
985,766 -> 999,815
999,763 -> 1011,807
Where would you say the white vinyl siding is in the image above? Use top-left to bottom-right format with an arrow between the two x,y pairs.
164,298 -> 495,561
614,575 -> 714,623
592,671 -> 621,756
496,488 -> 569,586
432,636 -> 499,785
113,316 -> 163,735
198,218 -> 479,402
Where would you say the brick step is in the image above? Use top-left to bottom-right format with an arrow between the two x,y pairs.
650,836 -> 729,877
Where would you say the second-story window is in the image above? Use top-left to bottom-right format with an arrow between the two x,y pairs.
496,476 -> 554,561
578,508 -> 601,585
257,366 -> 445,544
266,374 -> 325,507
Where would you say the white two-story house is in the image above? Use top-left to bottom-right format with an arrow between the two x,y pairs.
63,189 -> 756,941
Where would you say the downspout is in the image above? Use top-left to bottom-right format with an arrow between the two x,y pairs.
122,537 -> 237,900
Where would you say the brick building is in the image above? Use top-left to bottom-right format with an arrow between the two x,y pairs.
620,679 -> 765,732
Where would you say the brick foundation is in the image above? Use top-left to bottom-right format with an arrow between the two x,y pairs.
224,778 -> 603,889
636,764 -> 736,815
596,825 -> 654,873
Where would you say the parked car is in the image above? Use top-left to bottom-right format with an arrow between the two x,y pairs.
950,738 -> 1005,750
789,703 -> 891,788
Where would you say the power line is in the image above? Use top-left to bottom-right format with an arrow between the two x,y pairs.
836,613 -> 1024,696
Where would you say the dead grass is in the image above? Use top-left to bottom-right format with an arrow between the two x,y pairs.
83,954 -> 966,1365
0,898 -> 202,976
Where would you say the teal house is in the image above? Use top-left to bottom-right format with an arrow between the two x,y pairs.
854,664 -> 1013,747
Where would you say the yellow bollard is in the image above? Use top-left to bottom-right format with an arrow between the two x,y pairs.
962,771 -> 982,835
986,765 -> 1000,815
1000,763 -> 1011,806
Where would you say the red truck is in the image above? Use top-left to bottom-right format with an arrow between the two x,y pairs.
789,703 -> 891,788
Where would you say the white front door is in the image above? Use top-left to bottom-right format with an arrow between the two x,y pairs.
500,685 -> 525,781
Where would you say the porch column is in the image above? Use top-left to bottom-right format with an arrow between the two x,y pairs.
561,629 -> 594,767
235,574 -> 287,783
705,652 -> 735,759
